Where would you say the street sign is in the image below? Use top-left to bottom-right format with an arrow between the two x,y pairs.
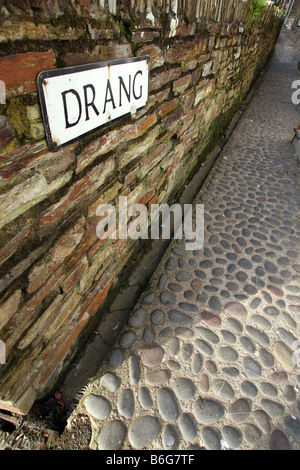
37,56 -> 150,152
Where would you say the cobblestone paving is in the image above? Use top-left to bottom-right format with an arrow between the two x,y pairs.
69,29 -> 300,450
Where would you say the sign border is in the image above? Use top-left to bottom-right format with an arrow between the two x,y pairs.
37,56 -> 150,152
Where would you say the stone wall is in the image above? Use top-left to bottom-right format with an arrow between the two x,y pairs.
0,0 -> 283,415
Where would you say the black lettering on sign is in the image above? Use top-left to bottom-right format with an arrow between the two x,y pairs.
133,71 -> 143,100
62,89 -> 82,129
119,75 -> 131,107
103,79 -> 116,114
83,84 -> 100,121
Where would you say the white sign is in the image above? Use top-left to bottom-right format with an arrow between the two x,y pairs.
37,57 -> 150,151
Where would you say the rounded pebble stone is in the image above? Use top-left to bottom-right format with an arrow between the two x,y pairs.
162,425 -> 179,450
150,310 -> 164,325
201,427 -> 221,450
259,348 -> 274,368
240,336 -> 256,354
243,357 -> 262,379
145,370 -> 171,386
142,345 -> 165,367
240,381 -> 258,398
261,399 -> 285,418
260,382 -> 278,397
195,339 -> 214,356
270,429 -> 291,450
221,426 -> 242,449
224,302 -> 247,318
100,372 -> 120,392
221,330 -> 236,344
129,355 -> 140,385
142,292 -> 156,304
119,330 -> 136,348
199,374 -> 209,392
117,389 -> 135,418
169,337 -> 180,357
109,349 -> 124,367
174,378 -> 196,401
169,310 -> 193,324
193,398 -> 225,424
222,367 -> 239,377
250,314 -> 271,330
217,346 -> 238,362
192,353 -> 203,374
128,416 -> 161,449
157,388 -> 179,422
228,398 -> 251,423
160,291 -> 177,306
97,420 -> 126,450
200,310 -> 221,326
179,413 -> 197,441
128,308 -> 146,327
245,326 -> 270,347
284,415 -> 300,441
244,424 -> 262,447
253,410 -> 271,434
85,394 -> 111,420
226,317 -> 243,333
212,379 -> 234,400
138,387 -> 153,410
180,343 -> 194,361
196,326 -> 219,344
176,271 -> 190,282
